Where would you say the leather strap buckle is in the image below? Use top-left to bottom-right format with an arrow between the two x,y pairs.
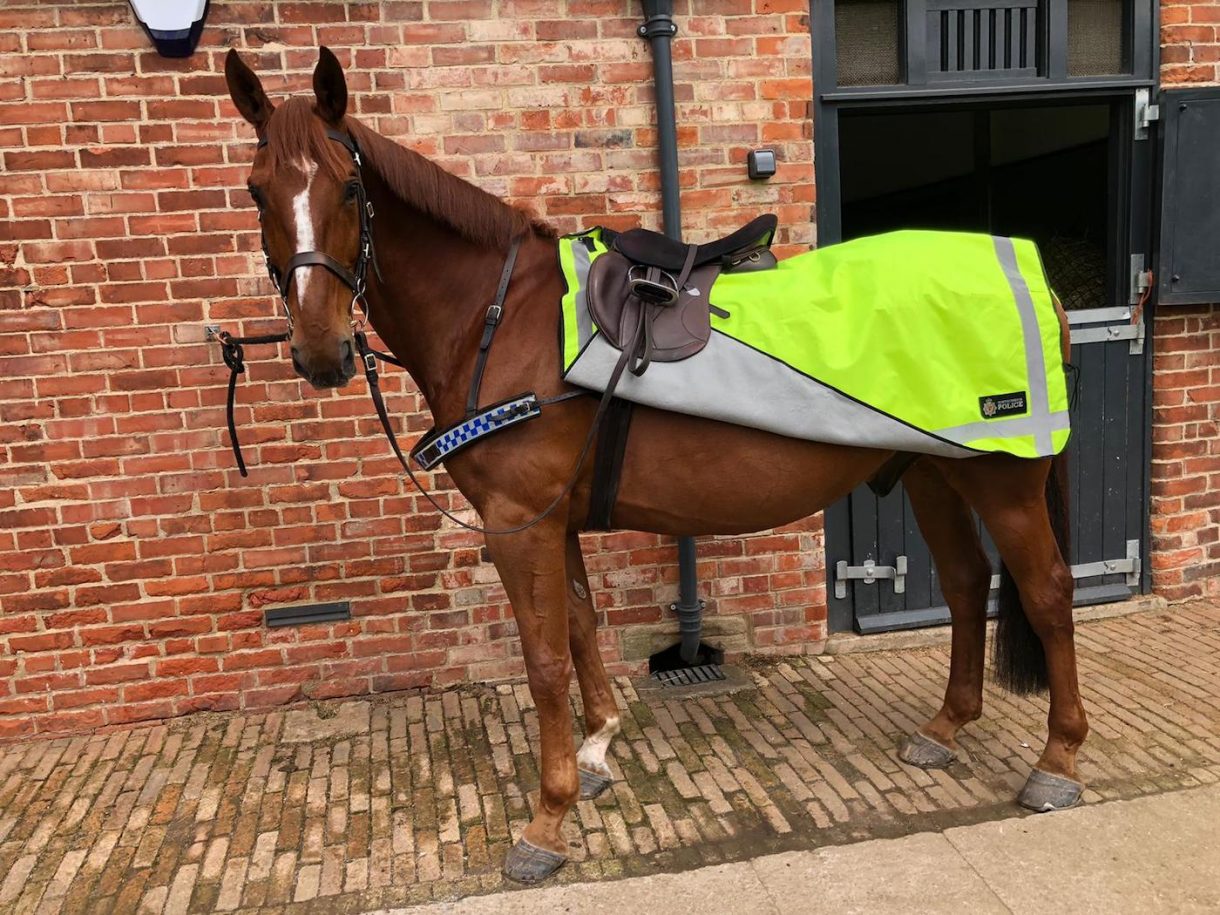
627,265 -> 679,306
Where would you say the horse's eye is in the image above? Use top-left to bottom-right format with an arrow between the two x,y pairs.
343,181 -> 360,203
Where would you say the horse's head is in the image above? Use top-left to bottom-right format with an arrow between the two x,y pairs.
226,47 -> 370,389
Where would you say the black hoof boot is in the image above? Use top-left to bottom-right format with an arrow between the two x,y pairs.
502,837 -> 567,885
578,767 -> 613,800
1018,769 -> 1085,812
898,731 -> 958,769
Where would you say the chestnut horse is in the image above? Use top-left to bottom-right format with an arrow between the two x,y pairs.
225,48 -> 1087,883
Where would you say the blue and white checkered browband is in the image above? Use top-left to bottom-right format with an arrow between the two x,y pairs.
410,394 -> 542,471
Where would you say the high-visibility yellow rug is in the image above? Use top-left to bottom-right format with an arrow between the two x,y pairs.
559,228 -> 1070,459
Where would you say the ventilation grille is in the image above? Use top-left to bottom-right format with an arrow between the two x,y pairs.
930,0 -> 1040,76
835,0 -> 902,86
264,601 -> 351,628
1068,0 -> 1125,75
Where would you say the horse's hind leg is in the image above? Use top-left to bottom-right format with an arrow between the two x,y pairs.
565,532 -> 620,799
484,518 -> 579,884
899,459 -> 993,768
946,454 -> 1088,810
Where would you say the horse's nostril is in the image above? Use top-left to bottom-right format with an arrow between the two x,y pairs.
290,347 -> 307,377
340,339 -> 355,376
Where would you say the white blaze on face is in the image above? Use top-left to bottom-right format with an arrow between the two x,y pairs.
289,160 -> 319,303
576,716 -> 620,776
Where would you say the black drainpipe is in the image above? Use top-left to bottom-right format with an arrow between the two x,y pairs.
639,1 -> 717,670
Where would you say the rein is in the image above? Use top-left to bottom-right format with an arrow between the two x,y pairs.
218,326 -> 404,477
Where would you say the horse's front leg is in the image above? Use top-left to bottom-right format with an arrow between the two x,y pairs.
565,531 -> 620,799
485,517 -> 579,884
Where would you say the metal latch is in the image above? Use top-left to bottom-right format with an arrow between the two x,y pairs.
835,556 -> 907,599
987,540 -> 1141,590
1135,88 -> 1160,140
1067,290 -> 1145,356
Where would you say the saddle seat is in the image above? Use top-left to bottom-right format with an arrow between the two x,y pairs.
586,214 -> 779,375
612,214 -> 778,272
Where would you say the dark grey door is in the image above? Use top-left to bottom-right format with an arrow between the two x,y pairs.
823,95 -> 1153,633
827,314 -> 1148,633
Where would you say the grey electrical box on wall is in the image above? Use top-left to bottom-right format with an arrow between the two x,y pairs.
747,149 -> 777,180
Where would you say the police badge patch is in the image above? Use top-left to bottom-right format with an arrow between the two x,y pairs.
980,391 -> 1028,419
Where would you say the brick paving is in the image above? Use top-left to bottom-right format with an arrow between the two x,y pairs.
2,601 -> 1220,915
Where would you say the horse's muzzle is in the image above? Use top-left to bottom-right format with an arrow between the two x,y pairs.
292,338 -> 357,389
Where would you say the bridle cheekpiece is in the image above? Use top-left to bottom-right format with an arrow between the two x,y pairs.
255,126 -> 382,331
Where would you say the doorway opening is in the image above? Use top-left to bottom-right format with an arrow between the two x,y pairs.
838,101 -> 1120,311
825,96 -> 1150,633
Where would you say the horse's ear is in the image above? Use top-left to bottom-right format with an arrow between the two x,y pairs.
313,46 -> 347,125
225,49 -> 274,130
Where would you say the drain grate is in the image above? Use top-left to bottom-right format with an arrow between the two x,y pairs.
650,664 -> 726,688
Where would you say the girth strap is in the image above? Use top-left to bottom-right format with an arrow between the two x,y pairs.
587,397 -> 634,531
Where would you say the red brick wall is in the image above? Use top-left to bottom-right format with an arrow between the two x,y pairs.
4,0 -> 1217,741
1150,309 -> 1220,600
1150,0 -> 1220,600
1161,0 -> 1220,84
0,1 -> 820,739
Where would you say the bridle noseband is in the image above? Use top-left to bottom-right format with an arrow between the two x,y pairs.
256,127 -> 382,330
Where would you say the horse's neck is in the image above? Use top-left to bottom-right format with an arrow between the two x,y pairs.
361,176 -> 513,421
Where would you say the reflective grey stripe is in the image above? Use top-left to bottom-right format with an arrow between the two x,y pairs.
946,233 -> 1054,456
571,241 -> 594,348
936,409 -> 1071,446
566,331 -> 975,459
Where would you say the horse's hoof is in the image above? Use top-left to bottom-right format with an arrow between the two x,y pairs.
1018,768 -> 1085,812
578,767 -> 613,800
898,730 -> 957,769
502,837 -> 567,885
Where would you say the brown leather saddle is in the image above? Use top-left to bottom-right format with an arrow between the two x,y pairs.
586,214 -> 778,377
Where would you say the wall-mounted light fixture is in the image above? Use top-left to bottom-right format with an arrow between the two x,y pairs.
129,0 -> 209,58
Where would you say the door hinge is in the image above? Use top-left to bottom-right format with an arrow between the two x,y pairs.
835,556 -> 907,600
1130,253 -> 1153,304
1135,88 -> 1160,140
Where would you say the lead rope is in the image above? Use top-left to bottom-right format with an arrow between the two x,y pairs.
220,330 -> 290,476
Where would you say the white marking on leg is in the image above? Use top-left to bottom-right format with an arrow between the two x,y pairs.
289,160 -> 319,302
576,716 -> 619,776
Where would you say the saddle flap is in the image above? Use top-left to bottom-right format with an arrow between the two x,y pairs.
586,251 -> 718,363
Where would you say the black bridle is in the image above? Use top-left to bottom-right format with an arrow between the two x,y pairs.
216,126 -> 609,537
221,125 -> 406,478
254,127 -> 382,330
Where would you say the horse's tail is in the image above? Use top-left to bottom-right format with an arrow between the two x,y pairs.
993,451 -> 1070,695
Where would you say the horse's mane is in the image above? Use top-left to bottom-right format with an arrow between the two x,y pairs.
349,119 -> 554,246
261,97 -> 552,248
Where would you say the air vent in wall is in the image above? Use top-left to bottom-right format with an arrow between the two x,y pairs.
264,601 -> 351,628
